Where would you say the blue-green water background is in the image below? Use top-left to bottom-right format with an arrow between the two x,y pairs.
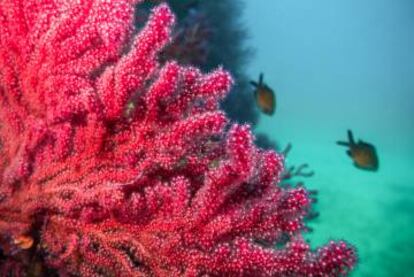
242,1 -> 414,276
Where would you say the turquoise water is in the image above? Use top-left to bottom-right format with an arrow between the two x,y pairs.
242,0 -> 414,276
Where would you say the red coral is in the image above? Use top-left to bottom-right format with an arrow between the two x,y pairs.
0,1 -> 356,276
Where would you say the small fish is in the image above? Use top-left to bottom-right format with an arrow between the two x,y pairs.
13,234 -> 34,250
250,73 -> 276,115
337,130 -> 379,171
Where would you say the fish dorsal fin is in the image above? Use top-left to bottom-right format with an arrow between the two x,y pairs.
347,130 -> 355,145
359,140 -> 374,150
259,73 -> 264,86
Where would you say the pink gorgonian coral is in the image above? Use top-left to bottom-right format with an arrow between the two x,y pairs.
0,1 -> 356,276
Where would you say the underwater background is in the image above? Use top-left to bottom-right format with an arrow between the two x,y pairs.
242,0 -> 414,276
0,0 -> 411,275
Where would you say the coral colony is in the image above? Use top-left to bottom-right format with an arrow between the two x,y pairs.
0,1 -> 356,276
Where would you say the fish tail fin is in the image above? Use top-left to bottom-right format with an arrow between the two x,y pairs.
336,140 -> 349,147
347,129 -> 355,145
250,81 -> 259,87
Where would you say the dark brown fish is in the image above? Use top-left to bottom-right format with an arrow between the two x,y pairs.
250,73 -> 276,115
337,130 -> 379,171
